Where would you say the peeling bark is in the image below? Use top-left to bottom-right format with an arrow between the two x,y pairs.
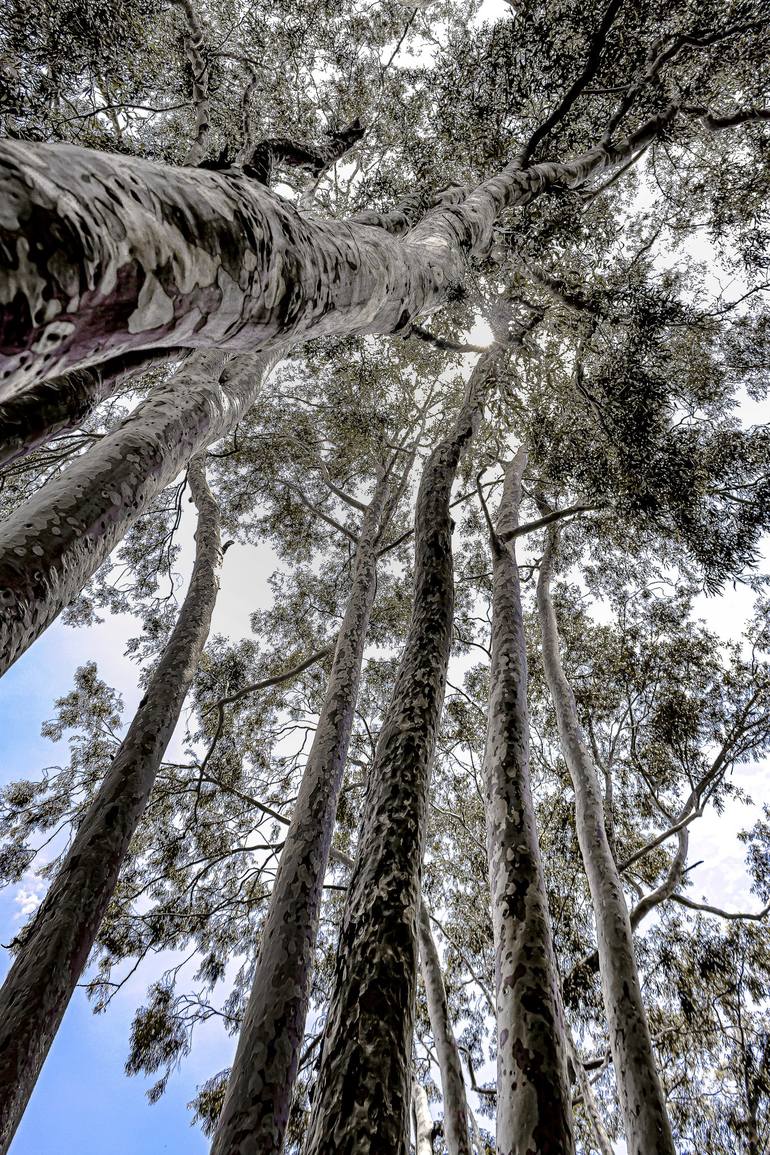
303,348 -> 501,1155
0,455 -> 223,1154
0,347 -> 282,675
0,109 -> 678,396
483,451 -> 574,1155
211,475 -> 389,1155
536,528 -> 675,1155
417,903 -> 473,1155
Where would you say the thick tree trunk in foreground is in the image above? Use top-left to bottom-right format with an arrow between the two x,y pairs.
0,110 -> 676,396
0,347 -> 281,675
417,904 -> 473,1155
536,528 -> 675,1155
482,450 -> 574,1155
211,476 -> 389,1155
303,348 -> 502,1155
0,455 -> 222,1154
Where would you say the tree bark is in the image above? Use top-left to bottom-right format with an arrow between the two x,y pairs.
303,346 -> 502,1155
0,348 -> 185,468
0,109 -> 678,396
482,450 -> 574,1155
536,528 -> 675,1155
0,454 -> 223,1154
0,347 -> 281,675
210,474 -> 389,1155
413,1080 -> 435,1155
417,902 -> 473,1155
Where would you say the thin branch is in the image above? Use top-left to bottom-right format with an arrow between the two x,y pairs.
669,896 -> 770,921
520,0 -> 625,165
408,324 -> 487,356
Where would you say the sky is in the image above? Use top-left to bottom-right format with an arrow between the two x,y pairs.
2,1 -> 769,1152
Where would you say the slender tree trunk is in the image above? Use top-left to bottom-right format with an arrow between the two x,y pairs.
303,346 -> 501,1155
0,347 -> 281,675
536,528 -> 675,1155
211,475 -> 389,1155
0,109 -> 678,395
417,902 -> 473,1155
0,455 -> 223,1154
0,348 -> 184,468
566,1032 -> 614,1155
482,450 -> 574,1155
413,1081 -> 434,1155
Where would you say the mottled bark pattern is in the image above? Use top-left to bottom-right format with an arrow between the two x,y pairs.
0,141 -> 461,395
417,904 -> 473,1155
0,348 -> 280,674
0,111 -> 674,395
0,456 -> 223,1154
536,530 -> 675,1155
303,352 -> 499,1155
211,479 -> 388,1155
483,451 -> 574,1155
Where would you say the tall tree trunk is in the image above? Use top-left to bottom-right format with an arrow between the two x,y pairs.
0,347 -> 281,675
0,109 -> 679,395
566,1032 -> 614,1155
211,474 -> 390,1155
416,903 -> 474,1155
0,348 -> 184,468
536,527 -> 675,1155
303,345 -> 502,1155
412,1080 -> 435,1155
482,450 -> 574,1155
0,455 -> 223,1154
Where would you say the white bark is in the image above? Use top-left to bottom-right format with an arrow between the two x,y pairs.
0,109 -> 678,396
303,346 -> 502,1155
483,450 -> 574,1155
211,476 -> 389,1155
536,528 -> 675,1155
567,1032 -> 614,1155
413,1081 -> 434,1155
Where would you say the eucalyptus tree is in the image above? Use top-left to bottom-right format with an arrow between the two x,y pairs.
0,455 -> 225,1153
0,1 -> 769,1154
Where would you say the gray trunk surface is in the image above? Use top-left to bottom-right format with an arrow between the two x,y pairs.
0,348 -> 184,467
483,451 -> 574,1155
302,346 -> 500,1155
417,903 -> 473,1155
536,528 -> 675,1155
0,455 -> 223,1154
0,348 -> 281,675
211,477 -> 389,1155
0,110 -> 676,396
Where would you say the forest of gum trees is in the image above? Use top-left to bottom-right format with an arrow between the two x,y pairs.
0,0 -> 769,1152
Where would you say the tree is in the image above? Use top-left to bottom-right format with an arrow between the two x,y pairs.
1,2 -> 769,1154
0,454 -> 224,1152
